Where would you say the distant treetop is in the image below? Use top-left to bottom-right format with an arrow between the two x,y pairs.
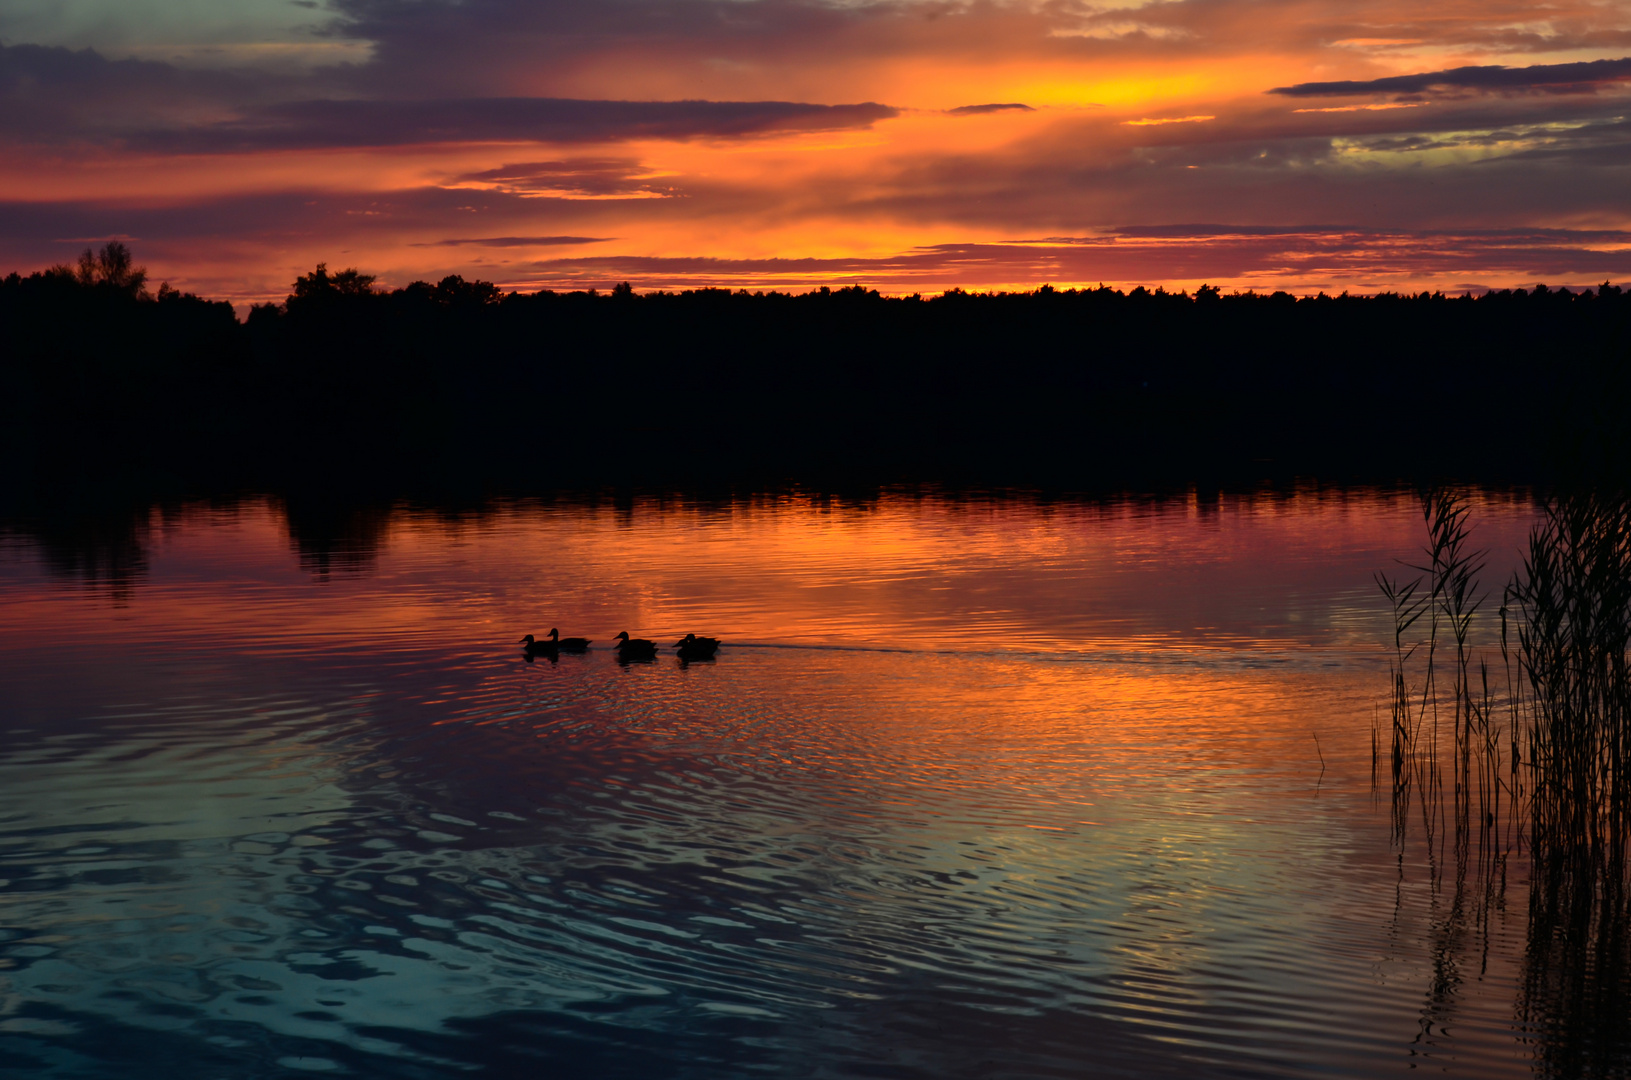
60,242 -> 148,298
291,263 -> 378,302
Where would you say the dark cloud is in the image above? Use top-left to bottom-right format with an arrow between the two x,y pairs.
0,42 -> 267,141
417,235 -> 612,247
0,41 -> 894,151
324,0 -> 907,97
142,96 -> 896,151
947,103 -> 1033,116
315,0 -> 1188,101
778,98 -> 1631,240
1272,56 -> 1631,98
0,186 -> 623,258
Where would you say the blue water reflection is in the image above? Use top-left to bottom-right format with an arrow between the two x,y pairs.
0,492 -> 1548,1077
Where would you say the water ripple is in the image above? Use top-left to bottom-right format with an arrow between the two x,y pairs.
0,493 -> 1556,1077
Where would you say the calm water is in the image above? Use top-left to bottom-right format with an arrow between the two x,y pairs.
0,489 -> 1587,1078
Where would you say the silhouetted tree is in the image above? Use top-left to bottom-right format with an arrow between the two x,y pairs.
65,241 -> 147,297
423,274 -> 502,307
286,263 -> 378,317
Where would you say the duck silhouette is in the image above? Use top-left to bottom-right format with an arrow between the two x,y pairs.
612,631 -> 658,662
674,633 -> 721,660
520,630 -> 591,654
542,628 -> 591,653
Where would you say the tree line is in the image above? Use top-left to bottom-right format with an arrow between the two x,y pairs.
4,243 -> 1629,511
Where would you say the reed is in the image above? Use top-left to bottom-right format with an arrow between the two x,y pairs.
1380,489 -> 1631,1074
1376,489 -> 1505,866
1509,492 -> 1631,876
1376,490 -> 1631,867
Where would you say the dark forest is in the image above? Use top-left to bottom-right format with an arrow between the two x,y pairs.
4,246 -> 1629,513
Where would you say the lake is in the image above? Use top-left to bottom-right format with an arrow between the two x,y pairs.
0,488 -> 1603,1078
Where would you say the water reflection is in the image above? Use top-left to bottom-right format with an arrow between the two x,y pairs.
278,498 -> 397,579
0,648 -> 1384,1077
0,488 -> 1538,655
3,488 -> 1602,1078
1,505 -> 155,604
1521,850 -> 1631,1079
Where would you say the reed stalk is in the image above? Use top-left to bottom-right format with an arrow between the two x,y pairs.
1380,488 -> 1631,1075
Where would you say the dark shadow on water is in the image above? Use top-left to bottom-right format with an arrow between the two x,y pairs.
277,496 -> 397,578
13,507 -> 152,603
1520,852 -> 1631,1079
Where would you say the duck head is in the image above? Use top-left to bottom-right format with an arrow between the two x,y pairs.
519,634 -> 536,646
614,631 -> 631,643
546,628 -> 560,641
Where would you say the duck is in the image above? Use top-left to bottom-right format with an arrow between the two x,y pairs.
612,631 -> 658,661
543,628 -> 591,653
520,630 -> 592,654
674,633 -> 721,660
519,633 -> 556,654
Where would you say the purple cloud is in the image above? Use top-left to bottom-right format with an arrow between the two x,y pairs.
0,41 -> 895,151
138,97 -> 896,152
0,42 -> 268,141
1272,56 -> 1631,98
416,236 -> 613,247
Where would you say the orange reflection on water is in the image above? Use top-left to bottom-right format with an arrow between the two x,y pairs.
0,488 -> 1536,660
0,487 -> 1541,823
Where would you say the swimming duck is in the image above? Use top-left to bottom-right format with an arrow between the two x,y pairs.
612,631 -> 658,661
543,628 -> 591,653
519,633 -> 556,653
674,633 -> 721,660
520,630 -> 592,654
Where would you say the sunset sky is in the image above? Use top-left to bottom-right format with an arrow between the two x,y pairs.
3,0 -> 1629,302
